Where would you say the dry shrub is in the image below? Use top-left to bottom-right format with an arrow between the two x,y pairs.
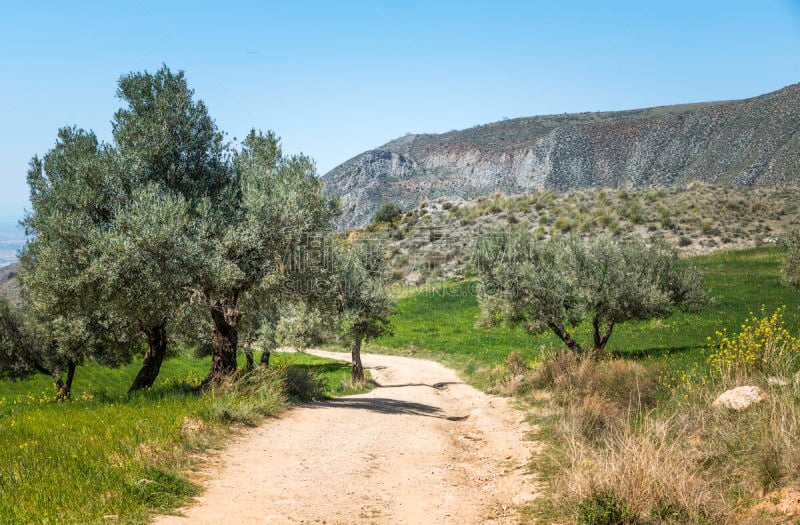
494,350 -> 661,443
531,351 -> 661,438
198,367 -> 289,426
487,351 -> 536,396
557,417 -> 724,524
552,368 -> 800,523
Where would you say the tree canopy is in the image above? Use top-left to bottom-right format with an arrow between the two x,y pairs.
472,232 -> 707,355
372,202 -> 404,226
335,239 -> 393,381
14,65 -> 341,394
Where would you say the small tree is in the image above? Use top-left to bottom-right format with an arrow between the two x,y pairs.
373,202 -> 403,226
472,232 -> 706,355
336,240 -> 393,382
781,226 -> 800,290
0,300 -> 77,400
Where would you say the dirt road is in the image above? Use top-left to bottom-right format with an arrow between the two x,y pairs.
154,350 -> 539,524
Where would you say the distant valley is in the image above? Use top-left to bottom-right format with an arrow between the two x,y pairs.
324,83 -> 800,229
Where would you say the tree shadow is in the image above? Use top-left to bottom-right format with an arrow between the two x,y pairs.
307,397 -> 467,420
611,345 -> 700,359
376,381 -> 463,389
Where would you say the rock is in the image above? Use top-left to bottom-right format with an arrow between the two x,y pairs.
712,386 -> 767,411
768,376 -> 790,387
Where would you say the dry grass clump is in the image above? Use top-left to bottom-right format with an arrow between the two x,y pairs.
492,350 -> 661,443
559,417 -> 721,524
555,378 -> 800,524
527,309 -> 800,524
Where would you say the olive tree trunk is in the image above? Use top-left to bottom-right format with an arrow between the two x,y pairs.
547,321 -> 585,354
53,361 -> 77,401
592,318 -> 615,355
351,334 -> 365,383
205,299 -> 241,386
35,360 -> 77,401
129,324 -> 168,392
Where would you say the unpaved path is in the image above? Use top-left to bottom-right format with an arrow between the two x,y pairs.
154,350 -> 540,524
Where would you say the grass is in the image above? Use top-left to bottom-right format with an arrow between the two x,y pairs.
366,246 -> 800,523
0,351 -> 368,524
372,247 -> 800,385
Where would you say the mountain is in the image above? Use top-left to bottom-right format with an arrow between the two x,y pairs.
0,263 -> 21,306
323,83 -> 800,229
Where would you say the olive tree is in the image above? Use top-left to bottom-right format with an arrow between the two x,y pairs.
472,232 -> 706,355
335,239 -> 393,382
781,226 -> 800,290
86,185 -> 202,391
21,66 -> 232,392
19,128 -> 136,391
196,130 -> 338,384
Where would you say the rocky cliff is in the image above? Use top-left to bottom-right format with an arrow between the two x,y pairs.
324,83 -> 800,229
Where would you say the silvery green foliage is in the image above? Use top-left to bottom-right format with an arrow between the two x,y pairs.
199,129 -> 339,302
275,303 -> 326,350
336,239 -> 393,343
112,66 -> 230,201
472,231 -> 706,353
19,128 -> 134,369
782,226 -> 800,290
0,300 -> 54,378
86,185 -> 202,333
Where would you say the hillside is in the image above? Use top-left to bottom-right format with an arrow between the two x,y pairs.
359,184 -> 800,285
324,83 -> 800,229
0,263 -> 21,306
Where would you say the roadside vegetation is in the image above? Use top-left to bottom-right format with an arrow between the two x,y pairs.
0,351 -> 370,524
365,243 -> 800,523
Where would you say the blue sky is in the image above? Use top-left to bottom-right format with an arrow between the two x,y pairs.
1,1 -> 799,219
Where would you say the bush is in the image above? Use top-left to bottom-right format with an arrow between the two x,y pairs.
576,492 -> 635,525
373,202 -> 404,225
281,365 -> 328,401
707,306 -> 800,377
781,226 -> 800,289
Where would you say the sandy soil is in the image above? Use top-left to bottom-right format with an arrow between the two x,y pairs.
153,350 -> 540,524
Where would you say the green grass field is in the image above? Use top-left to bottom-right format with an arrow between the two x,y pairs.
371,247 -> 800,383
3,246 -> 798,523
0,351 -> 364,524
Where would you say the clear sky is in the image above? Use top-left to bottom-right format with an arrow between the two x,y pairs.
1,1 -> 799,219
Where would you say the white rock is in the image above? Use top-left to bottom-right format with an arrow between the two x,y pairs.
712,386 -> 767,411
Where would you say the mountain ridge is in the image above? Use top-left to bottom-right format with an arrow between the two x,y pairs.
323,83 -> 800,229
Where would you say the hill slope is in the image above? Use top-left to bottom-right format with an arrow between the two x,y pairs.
324,83 -> 800,229
0,263 -> 21,306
